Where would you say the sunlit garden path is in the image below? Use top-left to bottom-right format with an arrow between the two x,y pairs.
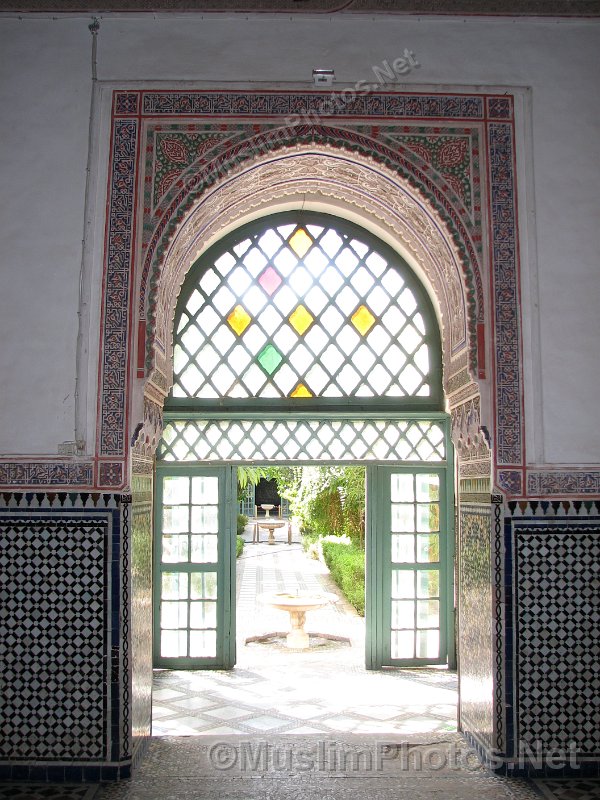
152,528 -> 458,737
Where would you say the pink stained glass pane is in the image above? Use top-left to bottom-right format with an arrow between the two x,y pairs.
258,266 -> 283,297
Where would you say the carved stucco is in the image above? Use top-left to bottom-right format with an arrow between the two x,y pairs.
145,145 -> 473,398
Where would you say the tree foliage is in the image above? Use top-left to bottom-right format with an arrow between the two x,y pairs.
266,465 -> 365,548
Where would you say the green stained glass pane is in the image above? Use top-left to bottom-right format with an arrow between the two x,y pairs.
258,344 -> 283,375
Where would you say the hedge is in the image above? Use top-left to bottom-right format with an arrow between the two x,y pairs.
236,535 -> 244,558
320,539 -> 365,616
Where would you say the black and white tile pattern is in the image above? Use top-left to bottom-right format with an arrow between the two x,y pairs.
513,521 -> 600,758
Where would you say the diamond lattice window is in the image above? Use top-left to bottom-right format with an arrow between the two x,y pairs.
158,418 -> 446,463
171,216 -> 440,405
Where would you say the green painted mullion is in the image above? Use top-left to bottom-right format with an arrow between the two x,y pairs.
157,563 -> 216,573
365,465 -> 378,669
163,409 -> 451,422
445,438 -> 457,670
221,465 -> 237,669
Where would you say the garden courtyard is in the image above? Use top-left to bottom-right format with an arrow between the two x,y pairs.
151,526 -> 459,738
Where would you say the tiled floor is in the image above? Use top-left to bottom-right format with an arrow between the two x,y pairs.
533,781 -> 600,800
152,527 -> 458,737
5,773 -> 600,800
0,787 -> 99,799
96,734 -> 545,800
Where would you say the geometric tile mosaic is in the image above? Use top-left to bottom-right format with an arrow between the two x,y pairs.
0,786 -> 99,800
535,780 -> 600,799
0,786 -> 100,799
0,514 -> 110,762
513,522 -> 600,757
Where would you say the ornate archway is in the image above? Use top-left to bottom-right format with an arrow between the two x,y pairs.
112,91 -> 516,774
129,131 -> 495,759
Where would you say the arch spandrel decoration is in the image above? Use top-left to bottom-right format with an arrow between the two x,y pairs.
145,146 -> 474,402
141,124 -> 484,338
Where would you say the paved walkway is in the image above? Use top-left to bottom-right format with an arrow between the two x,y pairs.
152,526 -> 457,737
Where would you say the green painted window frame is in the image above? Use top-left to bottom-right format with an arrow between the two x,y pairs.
366,454 -> 455,669
153,464 -> 237,669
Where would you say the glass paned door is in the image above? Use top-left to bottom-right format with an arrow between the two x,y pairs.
153,466 -> 236,668
366,465 -> 453,668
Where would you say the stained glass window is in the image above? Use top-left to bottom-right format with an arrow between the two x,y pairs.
170,214 -> 441,406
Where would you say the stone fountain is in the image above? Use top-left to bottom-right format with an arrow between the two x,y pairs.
259,590 -> 339,649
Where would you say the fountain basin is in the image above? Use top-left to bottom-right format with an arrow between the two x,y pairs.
260,503 -> 275,517
259,591 -> 338,649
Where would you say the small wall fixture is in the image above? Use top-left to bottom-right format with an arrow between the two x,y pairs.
312,69 -> 334,87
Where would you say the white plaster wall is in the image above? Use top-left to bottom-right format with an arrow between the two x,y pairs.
0,13 -> 598,464
0,18 -> 91,453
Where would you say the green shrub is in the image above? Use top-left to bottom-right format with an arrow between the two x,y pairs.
300,529 -> 321,552
320,539 -> 365,616
237,513 -> 248,536
236,535 -> 244,558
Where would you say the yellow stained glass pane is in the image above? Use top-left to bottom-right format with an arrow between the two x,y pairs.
289,228 -> 313,258
227,304 -> 251,335
290,383 -> 313,398
289,305 -> 314,336
351,304 -> 376,336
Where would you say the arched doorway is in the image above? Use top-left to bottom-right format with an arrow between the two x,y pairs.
152,212 -> 455,672
128,136 -> 493,763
